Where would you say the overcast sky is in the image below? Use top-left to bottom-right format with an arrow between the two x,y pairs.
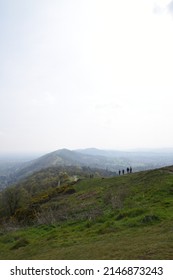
1,0 -> 173,154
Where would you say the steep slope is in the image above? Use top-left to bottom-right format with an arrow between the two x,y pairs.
28,149 -> 83,168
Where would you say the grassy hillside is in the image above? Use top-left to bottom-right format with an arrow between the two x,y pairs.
0,166 -> 173,259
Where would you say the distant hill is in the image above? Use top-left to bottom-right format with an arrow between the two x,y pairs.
1,147 -> 173,189
76,147 -> 173,158
13,149 -> 109,178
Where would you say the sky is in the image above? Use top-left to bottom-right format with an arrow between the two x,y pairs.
1,0 -> 173,154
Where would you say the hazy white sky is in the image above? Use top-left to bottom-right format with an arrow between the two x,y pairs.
1,0 -> 173,153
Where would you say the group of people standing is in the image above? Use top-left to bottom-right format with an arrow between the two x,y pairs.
118,167 -> 132,175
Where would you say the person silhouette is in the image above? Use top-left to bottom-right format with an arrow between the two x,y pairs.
127,167 -> 129,173
130,167 -> 132,173
119,170 -> 121,175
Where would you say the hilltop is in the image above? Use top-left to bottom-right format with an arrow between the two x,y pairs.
0,165 -> 173,259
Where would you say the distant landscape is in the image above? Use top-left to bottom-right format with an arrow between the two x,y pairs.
0,148 -> 173,259
1,147 -> 173,190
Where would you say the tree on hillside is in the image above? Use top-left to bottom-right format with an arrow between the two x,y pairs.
3,187 -> 20,216
1,186 -> 30,217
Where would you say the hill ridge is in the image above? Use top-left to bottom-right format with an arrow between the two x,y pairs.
1,147 -> 173,189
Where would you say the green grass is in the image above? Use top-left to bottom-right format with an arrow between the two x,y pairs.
1,167 -> 173,259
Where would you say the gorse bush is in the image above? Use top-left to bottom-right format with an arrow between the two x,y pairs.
0,166 -> 81,225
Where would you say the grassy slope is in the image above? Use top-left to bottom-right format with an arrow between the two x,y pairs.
0,167 -> 173,259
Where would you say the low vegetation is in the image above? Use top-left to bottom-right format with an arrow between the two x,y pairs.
0,166 -> 173,259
